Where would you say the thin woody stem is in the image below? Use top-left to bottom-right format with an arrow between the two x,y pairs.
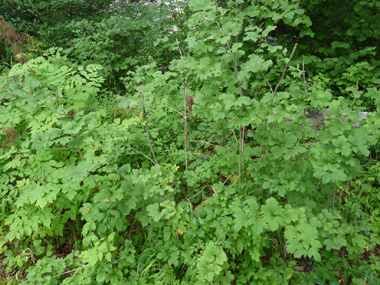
129,146 -> 156,165
260,43 -> 298,200
155,101 -> 185,118
301,59 -> 308,133
176,37 -> 192,201
176,38 -> 184,63
184,75 -> 191,202
273,43 -> 298,96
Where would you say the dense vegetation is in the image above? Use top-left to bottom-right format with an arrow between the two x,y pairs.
1,0 -> 380,284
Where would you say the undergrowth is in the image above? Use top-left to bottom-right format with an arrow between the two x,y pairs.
1,0 -> 380,284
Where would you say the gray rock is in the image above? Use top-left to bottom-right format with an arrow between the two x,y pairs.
285,109 -> 370,130
306,109 -> 370,130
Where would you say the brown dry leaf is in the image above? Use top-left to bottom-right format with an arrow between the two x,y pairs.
294,266 -> 305,272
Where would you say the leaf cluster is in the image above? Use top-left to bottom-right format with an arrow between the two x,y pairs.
1,0 -> 380,284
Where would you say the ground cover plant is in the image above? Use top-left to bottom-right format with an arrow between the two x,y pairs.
1,0 -> 380,284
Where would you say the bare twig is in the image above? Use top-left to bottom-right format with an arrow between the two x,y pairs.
310,133 -> 319,149
21,88 -> 53,109
55,92 -> 62,106
223,172 -> 235,185
175,37 -> 192,201
183,75 -> 191,201
129,218 -> 137,240
93,179 -> 101,191
114,169 -> 127,181
260,43 -> 298,200
18,106 -> 39,122
129,145 -> 156,165
349,81 -> 359,111
258,63 -> 274,93
291,155 -> 313,167
301,59 -> 308,133
141,87 -> 158,165
282,238 -> 287,259
272,43 -> 298,96
242,188 -> 262,197
306,66 -> 311,80
176,38 -> 184,63
216,22 -> 232,52
27,68 -> 54,96
183,75 -> 191,169
34,264 -> 89,285
52,264 -> 89,280
71,134 -> 84,160
155,101 -> 185,118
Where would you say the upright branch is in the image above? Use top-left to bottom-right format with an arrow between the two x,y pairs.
129,146 -> 157,165
260,43 -> 298,197
301,59 -> 308,133
176,40 -> 192,201
183,75 -> 191,172
272,43 -> 298,97
183,75 -> 191,202
264,42 -> 298,126
348,81 -> 359,111
141,87 -> 158,165
259,66 -> 274,94
176,38 -> 184,63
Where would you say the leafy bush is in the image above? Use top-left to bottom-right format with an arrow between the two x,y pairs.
1,0 -> 380,284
